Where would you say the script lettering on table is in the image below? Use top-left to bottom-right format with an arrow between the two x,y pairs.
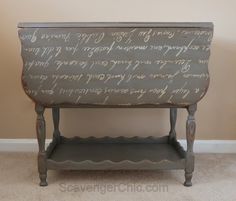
19,27 -> 212,105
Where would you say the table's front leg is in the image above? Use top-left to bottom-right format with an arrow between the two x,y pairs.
35,104 -> 47,186
184,104 -> 197,187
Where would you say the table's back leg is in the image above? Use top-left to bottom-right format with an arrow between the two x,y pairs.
52,107 -> 61,143
35,104 -> 48,186
169,108 -> 177,142
184,104 -> 197,187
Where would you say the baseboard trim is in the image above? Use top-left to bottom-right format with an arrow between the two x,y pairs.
0,139 -> 236,153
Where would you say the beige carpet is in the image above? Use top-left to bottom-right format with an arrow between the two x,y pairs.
0,153 -> 236,201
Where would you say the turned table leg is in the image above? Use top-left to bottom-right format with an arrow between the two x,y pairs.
169,108 -> 177,142
35,104 -> 47,186
52,107 -> 61,143
184,104 -> 197,187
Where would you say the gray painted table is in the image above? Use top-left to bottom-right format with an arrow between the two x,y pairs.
18,22 -> 213,186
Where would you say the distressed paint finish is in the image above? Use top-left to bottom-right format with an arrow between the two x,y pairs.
17,22 -> 213,187
184,104 -> 197,186
18,22 -> 213,107
35,104 -> 47,186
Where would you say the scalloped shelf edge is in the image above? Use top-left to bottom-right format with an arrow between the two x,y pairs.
47,158 -> 185,170
46,135 -> 186,170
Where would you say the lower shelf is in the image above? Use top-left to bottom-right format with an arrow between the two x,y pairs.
46,136 -> 186,170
